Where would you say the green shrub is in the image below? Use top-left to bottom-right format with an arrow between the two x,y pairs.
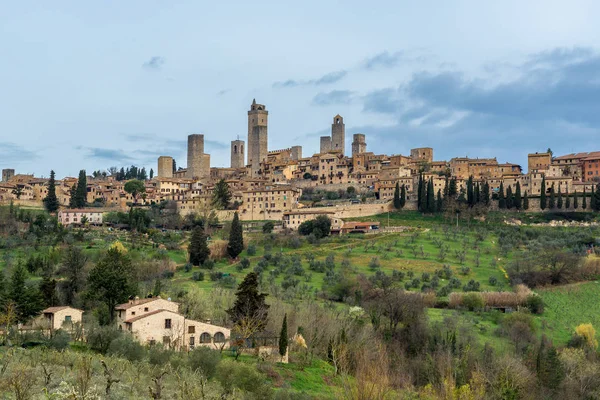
108,335 -> 147,362
87,325 -> 122,354
462,293 -> 485,311
489,276 -> 498,286
262,221 -> 275,234
192,271 -> 204,281
148,346 -> 173,365
187,347 -> 221,378
46,329 -> 71,351
247,244 -> 257,256
216,359 -> 272,397
525,294 -> 544,314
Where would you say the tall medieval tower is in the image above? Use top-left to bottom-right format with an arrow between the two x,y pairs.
247,99 -> 268,176
231,139 -> 245,169
331,114 -> 345,155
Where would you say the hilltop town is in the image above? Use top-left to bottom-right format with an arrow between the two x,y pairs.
2,99 -> 599,223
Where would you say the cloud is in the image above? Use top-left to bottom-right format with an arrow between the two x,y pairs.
0,142 -> 36,164
273,70 -> 347,88
217,89 -> 230,95
312,90 -> 355,106
86,148 -> 134,162
362,87 -> 403,114
362,51 -> 404,69
142,56 -> 166,70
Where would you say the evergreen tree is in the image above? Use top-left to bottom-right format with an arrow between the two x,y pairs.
523,191 -> 529,210
43,170 -> 60,213
417,175 -> 424,211
226,272 -> 269,332
474,183 -> 481,204
62,246 -> 88,306
583,187 -> 587,210
549,184 -> 556,209
138,167 -> 147,181
557,184 -> 563,209
427,179 -> 435,213
540,177 -> 547,210
189,226 -> 210,266
573,190 -> 579,209
565,190 -> 571,209
436,189 -> 443,213
9,262 -> 43,323
39,269 -> 58,307
279,313 -> 288,358
172,160 -> 177,174
68,184 -> 77,208
467,176 -> 474,207
443,176 -> 449,197
506,186 -> 513,209
212,179 -> 232,209
448,178 -> 458,197
482,182 -> 490,206
227,212 -> 244,259
594,184 -> 600,211
514,182 -> 522,210
393,182 -> 401,210
149,168 -> 154,179
400,184 -> 406,208
74,170 -> 87,208
87,247 -> 137,322
498,182 -> 506,209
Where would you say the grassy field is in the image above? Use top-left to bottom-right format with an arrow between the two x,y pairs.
536,281 -> 600,345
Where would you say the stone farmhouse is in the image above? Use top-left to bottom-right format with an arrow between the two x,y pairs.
115,297 -> 230,351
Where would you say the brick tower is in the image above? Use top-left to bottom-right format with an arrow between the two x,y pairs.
247,99 -> 268,176
331,114 -> 345,155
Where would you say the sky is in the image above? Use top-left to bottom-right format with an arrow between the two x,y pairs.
2,0 -> 600,178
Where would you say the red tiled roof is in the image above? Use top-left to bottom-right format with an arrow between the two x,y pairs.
124,309 -> 179,323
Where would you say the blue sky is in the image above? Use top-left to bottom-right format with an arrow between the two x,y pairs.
2,0 -> 600,178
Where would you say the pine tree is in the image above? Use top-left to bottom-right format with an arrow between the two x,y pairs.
149,168 -> 154,179
583,187 -> 587,210
212,179 -> 232,209
189,227 -> 210,266
573,190 -> 579,209
427,179 -> 435,213
73,170 -> 87,208
9,262 -> 43,323
227,212 -> 244,259
498,182 -> 506,209
279,313 -> 288,358
514,182 -> 522,210
400,184 -> 406,208
506,186 -> 513,209
39,269 -> 58,307
43,170 -> 60,212
436,189 -> 443,213
549,184 -> 556,209
523,191 -> 529,210
565,190 -> 571,209
540,177 -> 547,210
393,182 -> 401,210
226,272 -> 269,332
557,184 -> 563,209
417,175 -> 424,211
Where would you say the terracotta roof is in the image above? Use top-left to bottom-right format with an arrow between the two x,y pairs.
115,297 -> 162,310
59,209 -> 106,213
43,306 -> 82,313
125,309 -> 180,323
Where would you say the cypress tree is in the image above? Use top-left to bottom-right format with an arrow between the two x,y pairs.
565,190 -> 571,209
583,187 -> 587,210
540,177 -> 547,210
549,184 -> 556,209
449,178 -> 457,197
594,184 -> 600,211
506,186 -> 513,209
523,191 -> 529,210
482,182 -> 490,206
573,190 -> 579,209
474,183 -> 481,204
417,175 -> 424,211
393,182 -> 401,210
227,212 -> 244,259
467,176 -> 474,207
514,182 -> 522,210
436,189 -> 443,213
43,170 -> 60,213
427,179 -> 435,213
9,262 -> 43,323
557,184 -> 563,209
149,168 -> 154,179
74,169 -> 87,208
498,182 -> 506,209
443,176 -> 449,197
69,184 -> 77,208
400,184 -> 406,208
279,313 -> 288,358
189,226 -> 210,266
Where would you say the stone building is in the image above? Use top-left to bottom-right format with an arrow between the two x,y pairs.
247,99 -> 268,176
528,152 -> 552,173
282,210 -> 339,230
41,306 -> 84,331
57,209 -> 104,226
320,136 -> 332,153
187,134 -> 209,179
157,156 -> 174,178
239,185 -> 301,220
290,145 -> 302,160
231,139 -> 245,169
352,134 -> 367,156
331,115 -> 345,155
410,148 -> 434,163
2,169 -> 15,182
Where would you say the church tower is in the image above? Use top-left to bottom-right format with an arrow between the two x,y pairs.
247,99 -> 268,176
331,114 -> 345,156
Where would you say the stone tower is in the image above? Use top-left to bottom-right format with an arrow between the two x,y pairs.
247,99 -> 268,176
320,136 -> 332,153
187,134 -> 205,179
2,169 -> 15,182
352,134 -> 367,156
291,146 -> 302,160
331,114 -> 345,155
157,156 -> 174,178
231,140 -> 245,169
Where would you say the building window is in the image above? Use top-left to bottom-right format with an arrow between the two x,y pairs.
189,336 -> 195,347
149,339 -> 156,346
64,315 -> 72,322
214,332 -> 226,343
165,319 -> 172,329
200,333 -> 211,343
188,326 -> 195,334
162,336 -> 171,345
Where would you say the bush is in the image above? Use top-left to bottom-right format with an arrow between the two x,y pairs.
489,276 -> 498,286
216,359 -> 272,397
262,221 -> 275,234
525,294 -> 544,314
108,335 -> 147,362
218,275 -> 237,288
460,266 -> 471,276
210,271 -> 224,281
192,271 -> 204,281
87,325 -> 122,354
148,346 -> 173,365
161,270 -> 175,279
368,257 -> 380,270
187,347 -> 221,378
462,293 -> 485,311
463,279 -> 480,292
247,244 -> 257,256
46,329 -> 71,351
184,263 -> 193,272
236,257 -> 250,271
202,259 -> 215,270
